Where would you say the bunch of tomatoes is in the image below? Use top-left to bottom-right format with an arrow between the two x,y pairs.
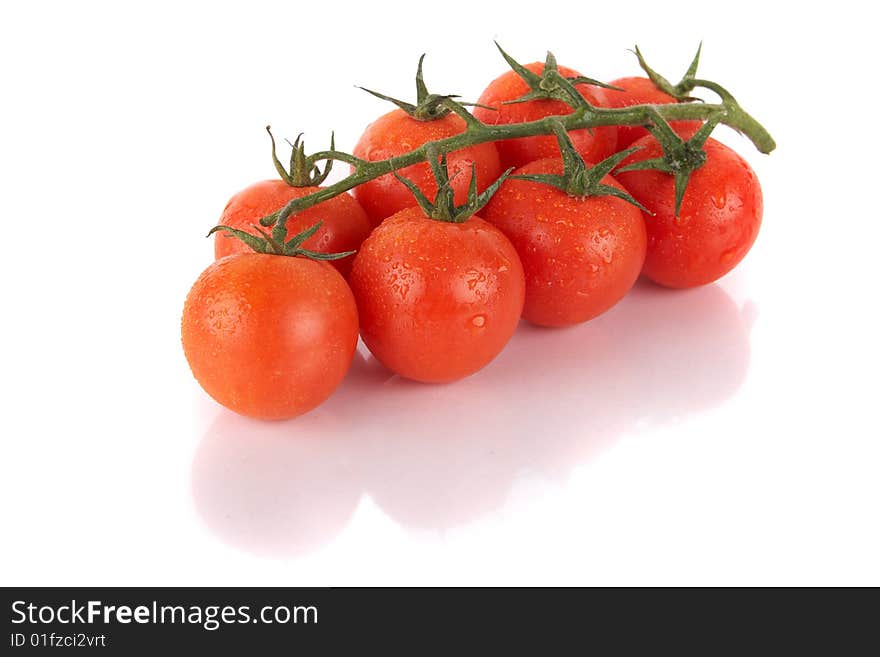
182,46 -> 765,420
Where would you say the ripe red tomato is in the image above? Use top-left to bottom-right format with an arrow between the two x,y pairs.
600,76 -> 702,149
214,180 -> 371,278
352,111 -> 502,226
182,253 -> 359,420
482,157 -> 646,327
473,62 -> 617,169
349,206 -> 525,383
615,132 -> 763,288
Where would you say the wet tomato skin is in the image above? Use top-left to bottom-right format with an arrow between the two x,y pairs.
213,180 -> 371,278
600,76 -> 703,149
615,132 -> 763,288
352,110 -> 502,227
182,254 -> 359,420
473,62 -> 618,169
482,157 -> 647,327
349,207 -> 525,383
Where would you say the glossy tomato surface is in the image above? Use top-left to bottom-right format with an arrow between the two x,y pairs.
615,133 -> 763,288
601,76 -> 702,149
349,207 -> 525,383
352,110 -> 502,226
214,180 -> 370,278
473,62 -> 617,169
482,157 -> 647,326
182,254 -> 359,419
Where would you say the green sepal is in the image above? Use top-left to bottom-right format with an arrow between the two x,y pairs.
494,41 -> 543,87
458,165 -> 515,222
633,43 -> 702,101
593,183 -> 650,213
414,52 -> 430,102
267,126 -> 294,185
295,248 -> 356,261
501,90 -> 551,106
266,126 -> 334,187
359,54 -> 486,122
208,225 -> 271,254
426,148 -> 457,213
207,221 -> 355,261
283,220 -> 322,250
390,164 -> 435,217
495,43 -> 607,110
509,121 -> 648,212
566,76 -> 623,92
392,144 -> 513,223
615,157 -> 672,175
357,86 -> 420,116
615,109 -> 724,215
441,97 -> 491,129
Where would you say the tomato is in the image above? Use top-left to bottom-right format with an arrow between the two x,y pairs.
473,62 -> 617,169
352,111 -> 502,227
349,206 -> 525,383
182,253 -> 359,420
213,180 -> 371,278
615,132 -> 763,288
482,157 -> 646,327
600,76 -> 702,149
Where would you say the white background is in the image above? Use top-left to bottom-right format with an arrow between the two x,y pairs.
1,1 -> 877,586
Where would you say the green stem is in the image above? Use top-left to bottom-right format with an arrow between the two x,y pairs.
266,100 -> 774,227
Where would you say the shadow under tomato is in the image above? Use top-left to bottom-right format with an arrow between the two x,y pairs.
191,280 -> 755,557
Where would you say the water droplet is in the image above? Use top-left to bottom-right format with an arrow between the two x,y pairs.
720,247 -> 738,263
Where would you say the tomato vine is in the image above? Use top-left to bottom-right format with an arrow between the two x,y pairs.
255,43 -> 774,231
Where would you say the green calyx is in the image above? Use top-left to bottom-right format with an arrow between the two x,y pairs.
359,54 -> 491,122
495,42 -> 620,110
616,110 -> 724,216
511,120 -> 648,211
392,145 -> 513,223
633,43 -> 776,154
267,126 -> 335,187
208,220 -> 354,261
617,43 -> 756,216
633,42 -> 703,101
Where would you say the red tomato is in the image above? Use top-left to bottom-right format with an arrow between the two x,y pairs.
615,132 -> 763,288
214,180 -> 371,278
473,62 -> 617,169
349,206 -> 525,383
352,111 -> 502,227
482,157 -> 646,327
182,253 -> 359,420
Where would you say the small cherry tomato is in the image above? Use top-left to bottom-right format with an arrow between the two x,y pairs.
615,132 -> 763,288
182,253 -> 359,420
213,180 -> 370,278
349,206 -> 525,383
352,111 -> 502,227
473,62 -> 617,169
482,157 -> 647,327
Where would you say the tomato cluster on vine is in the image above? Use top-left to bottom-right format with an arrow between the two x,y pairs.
181,44 -> 770,420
